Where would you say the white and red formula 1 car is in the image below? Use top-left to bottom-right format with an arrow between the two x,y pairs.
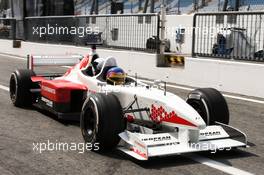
9,49 -> 247,160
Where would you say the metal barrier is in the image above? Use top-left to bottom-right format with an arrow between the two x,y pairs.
192,11 -> 264,62
25,14 -> 160,53
0,18 -> 16,40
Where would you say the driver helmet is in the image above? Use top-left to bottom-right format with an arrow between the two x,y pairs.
106,67 -> 126,85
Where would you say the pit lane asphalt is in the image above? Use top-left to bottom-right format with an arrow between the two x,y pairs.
0,55 -> 263,175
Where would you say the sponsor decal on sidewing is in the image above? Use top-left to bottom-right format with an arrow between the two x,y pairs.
199,126 -> 229,140
41,97 -> 53,107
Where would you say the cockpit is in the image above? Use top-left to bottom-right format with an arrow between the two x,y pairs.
81,56 -> 136,86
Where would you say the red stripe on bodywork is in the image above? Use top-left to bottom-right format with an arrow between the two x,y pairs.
150,105 -> 197,127
63,55 -> 90,77
63,66 -> 75,77
163,115 -> 197,127
79,55 -> 90,69
130,148 -> 147,159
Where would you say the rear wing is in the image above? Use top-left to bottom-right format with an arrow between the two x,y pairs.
27,55 -> 83,70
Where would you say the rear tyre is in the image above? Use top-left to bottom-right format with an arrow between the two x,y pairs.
186,88 -> 229,125
9,69 -> 35,107
80,93 -> 125,152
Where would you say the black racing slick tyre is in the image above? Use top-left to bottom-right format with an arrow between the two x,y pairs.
186,88 -> 229,125
9,69 -> 35,107
80,93 -> 125,152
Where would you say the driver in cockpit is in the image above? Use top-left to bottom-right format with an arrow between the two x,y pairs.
93,57 -> 126,85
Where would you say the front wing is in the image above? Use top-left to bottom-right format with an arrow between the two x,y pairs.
118,122 -> 247,160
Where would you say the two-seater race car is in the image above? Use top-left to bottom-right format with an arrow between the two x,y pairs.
9,49 -> 247,160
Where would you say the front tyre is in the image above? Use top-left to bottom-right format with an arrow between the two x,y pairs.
186,88 -> 229,125
80,93 -> 125,152
9,69 -> 35,107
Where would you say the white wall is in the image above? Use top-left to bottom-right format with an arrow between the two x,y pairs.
165,15 -> 194,54
0,39 -> 264,98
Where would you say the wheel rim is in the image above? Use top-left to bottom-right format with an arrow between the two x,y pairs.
9,74 -> 17,102
188,100 -> 209,125
83,102 -> 98,142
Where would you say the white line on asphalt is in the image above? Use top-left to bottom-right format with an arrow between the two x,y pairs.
222,94 -> 264,104
140,79 -> 264,104
0,84 -> 9,91
1,53 -> 264,105
62,66 -> 71,68
0,53 -> 26,60
184,154 -> 254,175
